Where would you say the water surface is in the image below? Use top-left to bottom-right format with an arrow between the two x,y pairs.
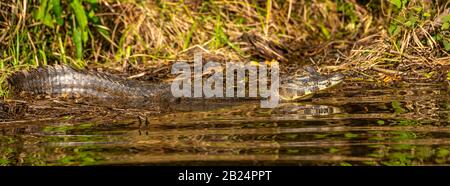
0,82 -> 448,166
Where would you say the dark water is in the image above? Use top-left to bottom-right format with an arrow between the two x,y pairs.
0,82 -> 449,166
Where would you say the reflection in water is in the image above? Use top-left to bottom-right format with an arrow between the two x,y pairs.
0,82 -> 448,165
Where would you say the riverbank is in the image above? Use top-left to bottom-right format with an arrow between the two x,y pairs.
0,0 -> 449,98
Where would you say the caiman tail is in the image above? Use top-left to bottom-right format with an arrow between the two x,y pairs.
7,65 -> 171,100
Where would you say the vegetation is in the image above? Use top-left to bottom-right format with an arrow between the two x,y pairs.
0,0 -> 449,98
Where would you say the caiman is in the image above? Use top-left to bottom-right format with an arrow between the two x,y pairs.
4,64 -> 344,112
0,65 -> 344,121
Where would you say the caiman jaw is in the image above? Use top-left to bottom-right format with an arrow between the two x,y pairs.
279,72 -> 345,101
320,72 -> 345,90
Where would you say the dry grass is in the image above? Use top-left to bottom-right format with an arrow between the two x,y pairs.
0,0 -> 449,97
